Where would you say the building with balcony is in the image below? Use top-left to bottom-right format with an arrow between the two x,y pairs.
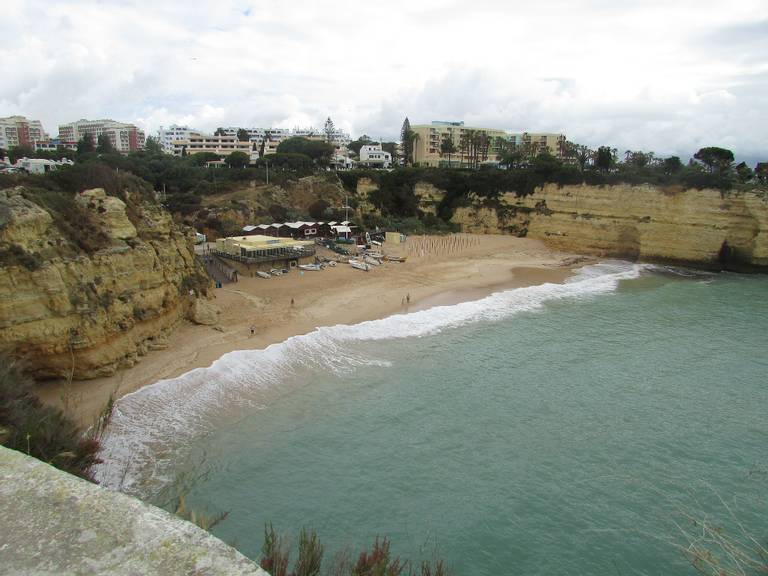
411,121 -> 508,168
0,116 -> 49,149
58,119 -> 145,152
359,143 -> 392,168
508,132 -> 567,158
411,121 -> 567,167
171,132 -> 256,161
158,125 -> 199,153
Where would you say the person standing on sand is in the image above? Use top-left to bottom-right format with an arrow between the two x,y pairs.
406,293 -> 410,304
250,324 -> 255,336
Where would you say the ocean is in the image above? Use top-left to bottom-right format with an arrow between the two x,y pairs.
96,262 -> 768,575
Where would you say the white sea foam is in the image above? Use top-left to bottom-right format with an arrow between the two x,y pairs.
94,260 -> 645,494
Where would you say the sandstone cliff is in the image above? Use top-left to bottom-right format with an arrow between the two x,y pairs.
420,182 -> 768,271
0,186 -> 210,379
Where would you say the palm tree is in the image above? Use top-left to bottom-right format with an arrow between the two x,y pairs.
440,137 -> 457,168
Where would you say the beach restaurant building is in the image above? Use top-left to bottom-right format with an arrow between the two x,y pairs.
213,235 -> 316,276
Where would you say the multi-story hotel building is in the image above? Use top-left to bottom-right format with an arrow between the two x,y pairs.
157,125 -> 199,154
412,121 -> 567,167
508,132 -> 567,158
170,132 -> 255,160
0,116 -> 49,149
58,119 -> 145,152
412,121 -> 509,167
217,126 -> 350,149
218,127 -> 291,146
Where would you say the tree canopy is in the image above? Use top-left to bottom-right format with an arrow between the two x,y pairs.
693,147 -> 734,173
276,137 -> 334,165
190,151 -> 221,166
77,134 -> 95,156
96,133 -> 114,154
144,136 -> 163,156
225,151 -> 250,168
594,146 -> 614,173
236,128 -> 250,142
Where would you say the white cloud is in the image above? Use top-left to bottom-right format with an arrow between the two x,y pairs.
0,0 -> 766,162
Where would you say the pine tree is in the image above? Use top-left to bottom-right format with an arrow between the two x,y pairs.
323,117 -> 335,144
400,117 -> 415,166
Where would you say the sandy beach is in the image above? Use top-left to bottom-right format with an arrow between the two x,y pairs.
39,234 -> 590,427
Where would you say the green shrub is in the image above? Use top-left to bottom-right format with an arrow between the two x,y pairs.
0,354 -> 101,481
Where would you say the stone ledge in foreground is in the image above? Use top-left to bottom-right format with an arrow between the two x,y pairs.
0,446 -> 267,576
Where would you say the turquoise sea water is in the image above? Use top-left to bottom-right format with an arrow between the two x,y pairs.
97,263 -> 768,575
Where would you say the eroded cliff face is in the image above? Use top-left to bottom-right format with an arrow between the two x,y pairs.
196,175 -> 354,238
440,183 -> 768,270
0,187 -> 210,379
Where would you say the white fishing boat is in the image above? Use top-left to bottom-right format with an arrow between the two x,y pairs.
256,271 -> 271,279
298,263 -> 323,271
270,268 -> 282,276
349,259 -> 371,271
364,255 -> 382,266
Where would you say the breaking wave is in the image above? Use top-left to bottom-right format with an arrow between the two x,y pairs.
94,261 -> 645,495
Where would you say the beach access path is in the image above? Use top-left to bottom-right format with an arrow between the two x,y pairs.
38,234 -> 590,426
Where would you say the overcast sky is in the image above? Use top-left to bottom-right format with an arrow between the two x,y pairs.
1,0 -> 766,163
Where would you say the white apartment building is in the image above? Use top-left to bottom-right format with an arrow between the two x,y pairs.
157,125 -> 198,153
171,132 -> 256,161
58,119 -> 145,152
217,126 -> 350,148
359,143 -> 392,168
219,127 -> 291,145
0,116 -> 49,149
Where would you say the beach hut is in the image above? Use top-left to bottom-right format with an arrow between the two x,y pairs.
332,225 -> 352,240
315,221 -> 333,237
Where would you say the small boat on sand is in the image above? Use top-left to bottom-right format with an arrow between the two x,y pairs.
364,255 -> 382,266
299,264 -> 323,271
256,271 -> 271,279
349,259 -> 371,271
384,255 -> 407,263
270,269 -> 282,276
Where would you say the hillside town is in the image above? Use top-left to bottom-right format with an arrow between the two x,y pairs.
0,114 -> 571,172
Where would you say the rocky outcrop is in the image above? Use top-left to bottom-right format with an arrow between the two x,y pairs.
0,186 -> 211,379
0,446 -> 267,575
189,298 -> 221,326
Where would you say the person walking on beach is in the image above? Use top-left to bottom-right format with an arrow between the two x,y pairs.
406,293 -> 410,304
250,324 -> 255,336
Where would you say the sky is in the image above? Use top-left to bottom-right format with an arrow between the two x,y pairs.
1,0 -> 767,164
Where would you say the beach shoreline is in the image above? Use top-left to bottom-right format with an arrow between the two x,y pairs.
37,235 -> 591,427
